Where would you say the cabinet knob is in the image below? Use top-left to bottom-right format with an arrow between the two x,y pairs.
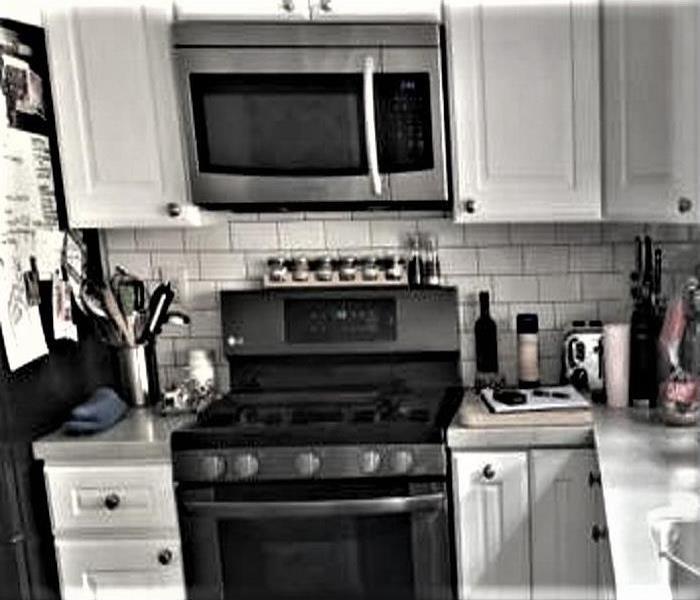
591,525 -> 608,542
588,471 -> 601,487
166,202 -> 182,218
678,197 -> 693,214
319,0 -> 332,11
464,199 -> 476,214
157,549 -> 173,566
104,493 -> 120,511
281,0 -> 295,12
482,464 -> 496,480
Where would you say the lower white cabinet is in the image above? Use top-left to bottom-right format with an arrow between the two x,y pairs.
452,451 -> 531,600
452,448 -> 614,600
55,538 -> 183,600
42,460 -> 185,600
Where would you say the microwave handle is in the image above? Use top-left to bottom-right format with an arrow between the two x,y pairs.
363,56 -> 382,197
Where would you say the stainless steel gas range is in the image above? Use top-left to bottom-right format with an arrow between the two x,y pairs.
172,287 -> 463,600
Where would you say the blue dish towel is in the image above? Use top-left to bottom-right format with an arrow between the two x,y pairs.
64,387 -> 128,435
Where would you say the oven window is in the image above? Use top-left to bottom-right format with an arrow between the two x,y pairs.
219,515 -> 414,600
189,74 -> 367,176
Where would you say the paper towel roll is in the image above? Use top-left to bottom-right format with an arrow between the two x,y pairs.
603,323 -> 630,408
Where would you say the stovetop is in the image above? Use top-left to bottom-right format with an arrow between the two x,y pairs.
172,383 -> 463,450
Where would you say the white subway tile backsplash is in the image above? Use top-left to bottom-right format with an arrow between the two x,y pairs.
231,222 -> 279,250
199,253 -> 246,280
103,216 -> 700,390
184,224 -> 231,251
151,253 -> 200,281
418,219 -> 464,247
279,221 -> 325,250
135,229 -> 184,251
523,246 -> 568,274
581,273 -> 627,300
439,248 -> 478,275
463,224 -> 509,247
324,221 -> 371,249
510,224 -> 556,244
494,276 -> 538,302
104,229 -> 136,251
369,219 -> 416,248
478,247 -> 522,275
538,274 -> 580,302
569,245 -> 613,273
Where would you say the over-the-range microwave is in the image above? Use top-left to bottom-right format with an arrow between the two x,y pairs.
172,23 -> 448,212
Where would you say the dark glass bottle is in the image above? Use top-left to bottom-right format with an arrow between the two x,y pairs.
475,291 -> 498,374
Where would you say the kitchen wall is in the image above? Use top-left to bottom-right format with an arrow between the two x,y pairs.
103,216 -> 700,392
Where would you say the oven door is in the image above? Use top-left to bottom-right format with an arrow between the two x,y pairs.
177,479 -> 452,600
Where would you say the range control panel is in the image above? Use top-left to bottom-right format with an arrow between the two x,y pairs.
285,298 -> 396,343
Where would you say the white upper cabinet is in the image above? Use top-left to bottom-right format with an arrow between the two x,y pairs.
308,0 -> 441,22
44,1 -> 202,228
175,1 -> 309,21
174,0 -> 441,22
603,1 -> 699,223
446,0 -> 601,222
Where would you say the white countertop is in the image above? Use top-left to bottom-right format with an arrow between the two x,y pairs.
448,400 -> 700,600
33,408 -> 196,462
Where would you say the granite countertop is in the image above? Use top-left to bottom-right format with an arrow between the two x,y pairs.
594,407 -> 700,600
33,408 -> 196,462
448,397 -> 700,600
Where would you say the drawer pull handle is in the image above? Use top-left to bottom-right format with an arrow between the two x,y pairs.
482,464 -> 496,480
158,549 -> 173,566
588,471 -> 601,487
104,493 -> 120,511
592,525 -> 608,542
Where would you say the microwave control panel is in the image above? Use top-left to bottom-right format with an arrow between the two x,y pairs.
376,73 -> 434,173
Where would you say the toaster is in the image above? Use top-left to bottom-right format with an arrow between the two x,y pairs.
562,321 -> 604,392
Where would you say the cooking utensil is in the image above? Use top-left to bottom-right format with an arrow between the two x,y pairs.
139,282 -> 175,344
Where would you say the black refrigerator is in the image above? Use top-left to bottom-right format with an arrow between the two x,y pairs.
0,304 -> 116,600
0,16 -> 117,600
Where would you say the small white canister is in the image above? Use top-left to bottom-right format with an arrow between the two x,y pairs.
517,313 -> 540,388
188,349 -> 216,395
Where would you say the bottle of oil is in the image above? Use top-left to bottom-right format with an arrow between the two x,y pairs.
475,291 -> 498,378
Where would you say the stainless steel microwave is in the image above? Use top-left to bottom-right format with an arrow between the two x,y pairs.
172,23 -> 448,211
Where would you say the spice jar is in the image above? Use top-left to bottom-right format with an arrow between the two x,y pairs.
517,313 -> 540,388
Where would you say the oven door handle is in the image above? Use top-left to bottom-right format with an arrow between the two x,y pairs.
182,493 -> 445,519
363,55 -> 382,197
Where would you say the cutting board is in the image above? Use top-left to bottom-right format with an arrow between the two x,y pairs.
458,393 -> 593,428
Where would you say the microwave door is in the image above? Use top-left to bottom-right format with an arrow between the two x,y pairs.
381,48 -> 448,202
175,47 -> 389,206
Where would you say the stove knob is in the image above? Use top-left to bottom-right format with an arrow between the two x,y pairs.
391,450 -> 414,475
203,455 -> 227,480
295,451 -> 321,477
233,454 -> 259,479
359,450 -> 382,474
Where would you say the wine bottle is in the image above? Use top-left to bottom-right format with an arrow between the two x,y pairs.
475,291 -> 498,375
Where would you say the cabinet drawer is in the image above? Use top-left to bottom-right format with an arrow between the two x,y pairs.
45,464 -> 177,533
55,537 -> 184,600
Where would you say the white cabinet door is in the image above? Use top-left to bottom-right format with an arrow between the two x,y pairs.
175,0 -> 310,21
452,451 -> 530,600
55,538 -> 185,600
530,449 -> 598,600
44,2 -> 200,228
593,479 -> 616,600
603,1 -> 698,223
446,0 -> 601,222
308,0 -> 441,22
